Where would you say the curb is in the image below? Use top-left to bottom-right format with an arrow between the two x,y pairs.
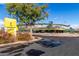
33,33 -> 79,37
0,37 -> 42,48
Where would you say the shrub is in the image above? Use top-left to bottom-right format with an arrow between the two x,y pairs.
0,30 -> 35,44
0,30 -> 17,43
17,32 -> 35,41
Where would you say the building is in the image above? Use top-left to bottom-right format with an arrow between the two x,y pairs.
31,23 -> 70,33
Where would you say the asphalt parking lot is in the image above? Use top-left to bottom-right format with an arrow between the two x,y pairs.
0,36 -> 79,56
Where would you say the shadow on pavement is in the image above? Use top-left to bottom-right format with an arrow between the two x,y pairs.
26,49 -> 45,56
0,44 -> 28,54
36,38 -> 63,48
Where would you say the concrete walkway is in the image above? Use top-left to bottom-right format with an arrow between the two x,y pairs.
33,33 -> 79,37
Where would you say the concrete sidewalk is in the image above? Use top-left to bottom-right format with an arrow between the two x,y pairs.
33,33 -> 79,37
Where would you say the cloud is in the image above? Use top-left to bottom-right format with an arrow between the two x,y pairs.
53,17 -> 57,20
71,24 -> 79,29
0,19 -> 4,27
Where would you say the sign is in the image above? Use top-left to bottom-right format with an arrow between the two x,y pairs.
4,17 -> 18,35
7,28 -> 16,35
4,18 -> 16,28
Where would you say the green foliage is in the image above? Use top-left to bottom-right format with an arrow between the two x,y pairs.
6,3 -> 48,26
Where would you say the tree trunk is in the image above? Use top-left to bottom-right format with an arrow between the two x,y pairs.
29,25 -> 33,35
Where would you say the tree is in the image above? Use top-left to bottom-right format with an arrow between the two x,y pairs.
69,27 -> 75,33
47,21 -> 53,28
6,3 -> 48,34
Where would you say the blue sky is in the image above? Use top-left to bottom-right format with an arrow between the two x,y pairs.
1,3 -> 79,27
46,3 -> 79,26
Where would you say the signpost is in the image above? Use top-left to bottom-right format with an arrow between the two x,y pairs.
4,17 -> 18,41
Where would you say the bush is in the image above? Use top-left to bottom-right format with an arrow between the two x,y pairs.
0,30 -> 16,43
0,30 -> 35,44
17,32 -> 34,41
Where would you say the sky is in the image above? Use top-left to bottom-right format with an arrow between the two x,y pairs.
1,3 -> 79,28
